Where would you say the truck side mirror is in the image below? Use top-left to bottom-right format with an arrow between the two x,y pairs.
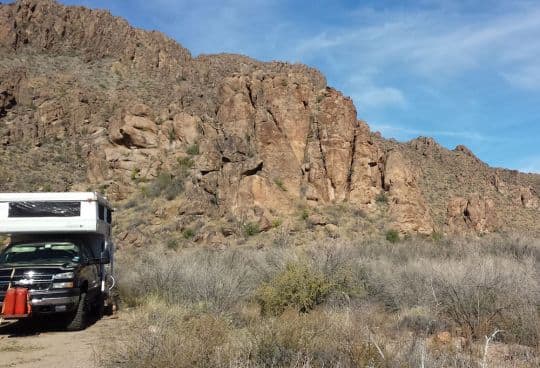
100,250 -> 111,264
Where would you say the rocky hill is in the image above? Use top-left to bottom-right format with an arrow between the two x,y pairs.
1,0 -> 539,247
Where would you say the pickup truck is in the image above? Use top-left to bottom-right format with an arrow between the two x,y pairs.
0,192 -> 116,330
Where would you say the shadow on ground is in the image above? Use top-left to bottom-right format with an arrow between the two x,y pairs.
0,315 -> 100,337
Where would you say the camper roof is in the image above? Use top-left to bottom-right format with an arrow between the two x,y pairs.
0,192 -> 112,208
0,192 -> 113,236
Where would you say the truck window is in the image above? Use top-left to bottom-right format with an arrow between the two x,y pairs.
98,204 -> 105,220
106,209 -> 112,224
8,201 -> 81,217
0,242 -> 80,265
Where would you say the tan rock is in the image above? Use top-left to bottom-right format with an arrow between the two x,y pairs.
446,194 -> 498,233
172,112 -> 201,144
110,114 -> 158,148
383,150 -> 434,234
519,187 -> 539,209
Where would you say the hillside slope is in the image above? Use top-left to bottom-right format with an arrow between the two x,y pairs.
1,0 -> 539,247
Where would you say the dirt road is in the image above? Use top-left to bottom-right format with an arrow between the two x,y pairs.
0,315 -> 120,368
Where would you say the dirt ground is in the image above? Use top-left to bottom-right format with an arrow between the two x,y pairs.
0,315 -> 120,368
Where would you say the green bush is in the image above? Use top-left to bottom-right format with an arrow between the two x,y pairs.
145,172 -> 184,200
256,262 -> 334,315
182,228 -> 195,239
166,238 -> 180,251
271,218 -> 282,228
385,229 -> 400,243
243,222 -> 260,237
186,143 -> 200,155
375,192 -> 389,204
273,178 -> 287,191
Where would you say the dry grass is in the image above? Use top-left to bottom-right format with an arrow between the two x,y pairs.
101,234 -> 540,367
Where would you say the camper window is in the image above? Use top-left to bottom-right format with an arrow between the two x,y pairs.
8,201 -> 81,217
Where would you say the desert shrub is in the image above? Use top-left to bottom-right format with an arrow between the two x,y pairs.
385,229 -> 400,243
166,238 -> 180,250
107,236 -> 540,367
271,218 -> 282,228
362,255 -> 540,345
397,307 -> 448,336
97,303 -> 235,368
144,171 -> 184,200
256,262 -> 334,315
177,156 -> 194,170
243,222 -> 260,237
117,249 -> 266,312
273,178 -> 286,191
182,228 -> 195,239
375,192 -> 388,204
186,143 -> 200,155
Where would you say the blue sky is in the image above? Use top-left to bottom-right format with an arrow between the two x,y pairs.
57,0 -> 540,173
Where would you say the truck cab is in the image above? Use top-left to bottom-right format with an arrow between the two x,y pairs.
0,192 -> 116,330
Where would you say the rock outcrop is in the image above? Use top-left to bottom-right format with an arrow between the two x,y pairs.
1,0 -> 539,243
446,194 -> 498,234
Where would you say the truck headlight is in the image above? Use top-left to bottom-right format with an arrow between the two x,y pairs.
52,282 -> 74,289
53,272 -> 75,280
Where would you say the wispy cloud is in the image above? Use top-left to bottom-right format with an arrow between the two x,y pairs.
352,87 -> 407,109
518,156 -> 540,174
289,2 -> 540,85
370,124 -> 494,143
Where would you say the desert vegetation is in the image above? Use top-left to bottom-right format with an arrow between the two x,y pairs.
99,234 -> 540,367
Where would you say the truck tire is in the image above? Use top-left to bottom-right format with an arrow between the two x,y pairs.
65,292 -> 89,331
93,292 -> 105,319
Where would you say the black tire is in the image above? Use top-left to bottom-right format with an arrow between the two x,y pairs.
94,292 -> 105,319
65,292 -> 89,331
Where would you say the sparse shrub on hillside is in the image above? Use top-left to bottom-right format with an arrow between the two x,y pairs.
166,238 -> 180,250
376,192 -> 389,204
144,171 -> 184,200
273,178 -> 287,191
243,222 -> 260,237
186,143 -> 200,155
177,156 -> 194,169
182,228 -> 195,239
130,168 -> 140,182
271,218 -> 283,228
385,229 -> 400,243
431,231 -> 444,242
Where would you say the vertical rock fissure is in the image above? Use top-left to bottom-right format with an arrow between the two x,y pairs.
246,83 -> 256,108
266,108 -> 283,135
346,126 -> 358,198
315,119 -> 335,196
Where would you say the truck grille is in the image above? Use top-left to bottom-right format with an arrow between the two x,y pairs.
0,268 -> 59,297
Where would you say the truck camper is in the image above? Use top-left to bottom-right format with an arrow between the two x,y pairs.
0,192 -> 116,330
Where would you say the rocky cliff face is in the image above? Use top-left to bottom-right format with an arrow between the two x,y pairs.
1,0 -> 539,246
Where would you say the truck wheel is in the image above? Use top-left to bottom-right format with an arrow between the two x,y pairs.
94,292 -> 106,318
65,292 -> 89,331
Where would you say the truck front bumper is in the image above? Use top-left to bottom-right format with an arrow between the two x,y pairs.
1,288 -> 81,315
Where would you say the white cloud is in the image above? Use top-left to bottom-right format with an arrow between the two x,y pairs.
288,2 -> 540,86
353,87 -> 406,109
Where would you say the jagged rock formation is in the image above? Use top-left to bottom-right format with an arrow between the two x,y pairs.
1,0 -> 539,244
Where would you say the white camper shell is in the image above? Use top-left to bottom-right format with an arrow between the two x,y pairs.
0,192 -> 113,236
